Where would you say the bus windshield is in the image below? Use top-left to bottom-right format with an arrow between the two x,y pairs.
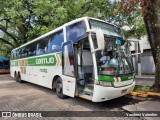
89,19 -> 123,38
92,34 -> 134,76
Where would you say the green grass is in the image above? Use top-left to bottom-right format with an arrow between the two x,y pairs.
134,85 -> 150,92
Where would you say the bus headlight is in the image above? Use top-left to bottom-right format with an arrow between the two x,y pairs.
99,81 -> 112,87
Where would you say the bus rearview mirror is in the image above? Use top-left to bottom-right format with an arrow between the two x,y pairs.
96,30 -> 105,50
128,39 -> 144,55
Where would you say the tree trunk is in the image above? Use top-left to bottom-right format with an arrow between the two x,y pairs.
152,51 -> 160,91
143,0 -> 160,91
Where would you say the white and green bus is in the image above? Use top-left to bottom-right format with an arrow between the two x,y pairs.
10,17 -> 135,102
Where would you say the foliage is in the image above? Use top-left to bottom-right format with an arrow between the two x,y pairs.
0,0 -> 147,58
122,16 -> 147,39
113,0 -> 160,90
0,0 -> 110,57
112,0 -> 147,39
134,85 -> 150,92
0,42 -> 11,58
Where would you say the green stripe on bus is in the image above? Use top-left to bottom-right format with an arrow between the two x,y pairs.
11,53 -> 62,66
28,55 -> 57,66
98,75 -> 115,82
59,53 -> 62,65
98,74 -> 134,82
120,75 -> 134,81
24,67 -> 26,74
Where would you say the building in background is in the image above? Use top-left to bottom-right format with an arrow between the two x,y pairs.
129,36 -> 155,75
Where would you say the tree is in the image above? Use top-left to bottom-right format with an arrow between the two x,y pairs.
0,0 -> 151,83
143,0 -> 160,91
0,0 -> 113,57
112,0 -> 147,39
114,0 -> 160,91
0,0 -> 68,49
2,0 -> 130,59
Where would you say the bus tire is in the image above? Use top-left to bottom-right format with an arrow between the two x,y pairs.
15,72 -> 18,82
17,73 -> 23,83
55,77 -> 66,99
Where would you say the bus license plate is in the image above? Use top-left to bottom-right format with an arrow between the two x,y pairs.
121,89 -> 127,94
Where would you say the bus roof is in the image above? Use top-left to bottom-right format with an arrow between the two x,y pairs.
0,57 -> 9,61
12,17 -> 119,51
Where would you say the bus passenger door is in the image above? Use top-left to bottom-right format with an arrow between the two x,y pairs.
62,41 -> 76,97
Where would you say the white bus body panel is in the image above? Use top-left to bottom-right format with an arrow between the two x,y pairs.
21,66 -> 62,89
61,75 -> 76,97
10,53 -> 63,89
92,81 -> 135,102
10,56 -> 76,97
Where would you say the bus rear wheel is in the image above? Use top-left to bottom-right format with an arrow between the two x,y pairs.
56,78 -> 66,99
15,72 -> 18,82
17,73 -> 23,83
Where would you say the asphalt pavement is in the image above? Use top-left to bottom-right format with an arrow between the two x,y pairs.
123,75 -> 160,120
0,74 -> 159,120
122,97 -> 160,120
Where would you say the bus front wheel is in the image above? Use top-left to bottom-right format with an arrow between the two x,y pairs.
56,78 -> 66,99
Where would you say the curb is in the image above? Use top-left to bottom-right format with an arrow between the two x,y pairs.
129,91 -> 160,98
148,92 -> 160,96
130,91 -> 148,97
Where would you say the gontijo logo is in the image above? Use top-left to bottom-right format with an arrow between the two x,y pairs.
36,57 -> 54,65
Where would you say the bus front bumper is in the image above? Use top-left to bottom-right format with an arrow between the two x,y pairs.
92,81 -> 135,102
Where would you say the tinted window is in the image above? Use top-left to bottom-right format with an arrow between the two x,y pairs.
89,19 -> 123,38
22,46 -> 29,58
18,48 -> 22,58
48,30 -> 64,53
12,30 -> 64,59
66,21 -> 87,43
36,37 -> 49,55
19,47 -> 28,58
28,42 -> 37,56
15,50 -> 19,59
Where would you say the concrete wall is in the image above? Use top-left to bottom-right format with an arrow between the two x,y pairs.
128,36 -> 155,74
132,51 -> 155,74
141,51 -> 155,74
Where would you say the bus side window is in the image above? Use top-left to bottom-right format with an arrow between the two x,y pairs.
22,46 -> 28,58
36,37 -> 49,55
28,42 -> 37,56
19,48 -> 22,58
13,50 -> 16,59
15,50 -> 18,59
48,30 -> 64,53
